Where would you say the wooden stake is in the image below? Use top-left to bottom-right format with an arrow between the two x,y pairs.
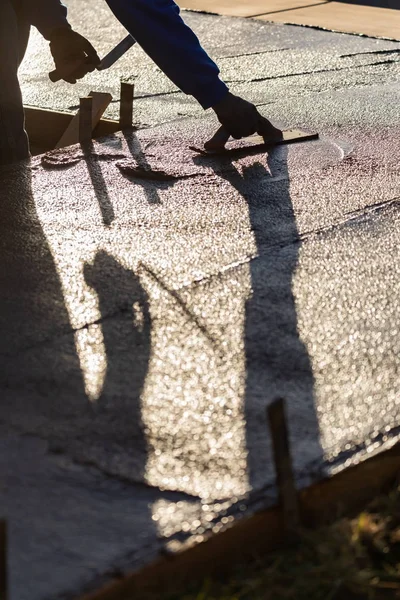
119,82 -> 134,130
267,398 -> 300,537
0,520 -> 7,600
79,96 -> 93,146
56,92 -> 112,149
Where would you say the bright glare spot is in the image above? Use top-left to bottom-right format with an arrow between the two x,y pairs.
133,300 -> 145,332
74,324 -> 107,402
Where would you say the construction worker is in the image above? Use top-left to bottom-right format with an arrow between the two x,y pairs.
0,0 -> 280,166
0,0 -> 100,165
103,0 -> 281,143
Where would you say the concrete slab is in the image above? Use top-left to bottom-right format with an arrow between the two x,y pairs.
228,62 -> 399,111
19,8 -> 400,123
1,111 -> 399,598
2,8 -> 400,600
0,431 -> 165,600
179,0 -> 328,18
258,2 -> 400,40
217,49 -> 400,86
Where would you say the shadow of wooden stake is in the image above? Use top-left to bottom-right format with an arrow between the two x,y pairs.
79,97 -> 93,146
0,520 -> 7,600
120,82 -> 134,130
267,398 -> 300,539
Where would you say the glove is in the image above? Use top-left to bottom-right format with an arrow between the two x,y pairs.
49,27 -> 100,84
212,92 -> 282,141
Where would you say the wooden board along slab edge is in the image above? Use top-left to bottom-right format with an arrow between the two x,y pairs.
56,91 -> 113,149
78,440 -> 400,600
25,106 -> 119,153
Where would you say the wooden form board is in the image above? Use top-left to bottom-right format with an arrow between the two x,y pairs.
78,442 -> 400,600
56,91 -> 113,149
258,2 -> 400,39
24,106 -> 119,151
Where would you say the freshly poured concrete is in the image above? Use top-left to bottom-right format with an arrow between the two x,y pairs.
19,8 -> 400,123
1,7 -> 400,600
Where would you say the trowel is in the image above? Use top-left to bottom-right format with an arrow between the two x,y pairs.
49,34 -> 136,83
191,125 -> 319,156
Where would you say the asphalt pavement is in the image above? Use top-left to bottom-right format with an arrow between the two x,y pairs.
1,5 -> 399,599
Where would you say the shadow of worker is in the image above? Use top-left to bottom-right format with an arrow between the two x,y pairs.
0,165 -> 166,595
195,144 -> 323,497
83,251 -> 151,479
0,162 -> 86,417
0,163 -> 152,483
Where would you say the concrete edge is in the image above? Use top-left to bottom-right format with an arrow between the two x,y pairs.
180,8 -> 400,42
252,16 -> 400,42
77,441 -> 400,600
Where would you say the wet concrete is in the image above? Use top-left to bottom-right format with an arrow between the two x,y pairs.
19,6 -> 400,124
1,7 -> 400,600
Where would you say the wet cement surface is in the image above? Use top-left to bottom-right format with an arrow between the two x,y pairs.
1,6 -> 400,600
19,6 -> 400,124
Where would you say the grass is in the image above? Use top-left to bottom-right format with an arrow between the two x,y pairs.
167,481 -> 400,600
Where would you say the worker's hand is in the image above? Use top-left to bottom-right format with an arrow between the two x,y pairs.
49,27 -> 100,84
212,92 -> 282,141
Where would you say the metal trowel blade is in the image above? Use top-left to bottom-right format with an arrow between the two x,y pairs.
191,129 -> 319,156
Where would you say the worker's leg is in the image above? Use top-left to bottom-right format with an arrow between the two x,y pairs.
0,0 -> 30,165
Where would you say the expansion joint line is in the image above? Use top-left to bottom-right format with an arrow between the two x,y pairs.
175,196 -> 400,293
224,57 -> 399,84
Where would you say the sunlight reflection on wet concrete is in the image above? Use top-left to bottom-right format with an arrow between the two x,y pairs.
25,121 -> 400,507
2,6 -> 400,596
31,131 -> 255,501
1,115 -> 399,600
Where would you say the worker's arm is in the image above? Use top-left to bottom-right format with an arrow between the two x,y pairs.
105,0 -> 228,109
104,0 -> 282,141
17,0 -> 69,39
18,0 -> 100,83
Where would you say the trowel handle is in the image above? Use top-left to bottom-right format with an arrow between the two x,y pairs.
204,126 -> 231,151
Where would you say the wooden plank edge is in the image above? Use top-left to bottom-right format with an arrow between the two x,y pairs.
77,441 -> 400,600
24,106 -> 120,151
56,92 -> 113,149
